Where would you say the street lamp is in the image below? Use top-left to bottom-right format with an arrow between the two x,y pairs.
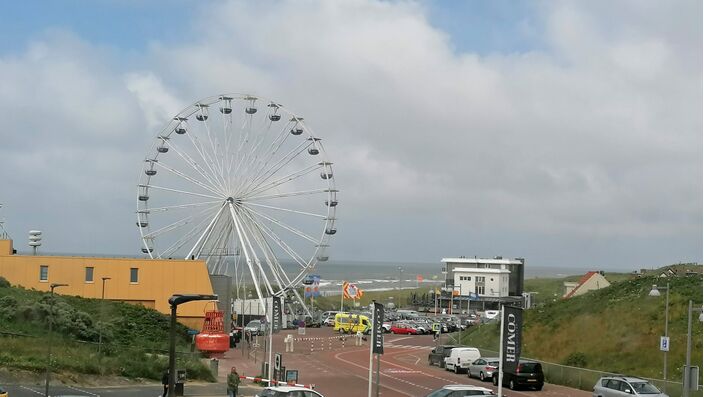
683,300 -> 703,397
167,294 -> 218,397
98,277 -> 111,354
45,283 -> 68,397
648,283 -> 670,384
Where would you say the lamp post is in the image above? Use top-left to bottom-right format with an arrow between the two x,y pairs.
45,283 -> 68,397
98,277 -> 111,354
648,283 -> 670,384
683,300 -> 703,397
167,294 -> 218,397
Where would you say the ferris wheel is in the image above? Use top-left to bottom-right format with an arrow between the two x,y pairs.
136,94 -> 338,308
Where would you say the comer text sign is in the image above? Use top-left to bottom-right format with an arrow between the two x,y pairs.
502,306 -> 523,373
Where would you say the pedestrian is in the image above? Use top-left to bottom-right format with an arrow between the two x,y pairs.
227,366 -> 241,397
245,330 -> 251,347
161,369 -> 169,397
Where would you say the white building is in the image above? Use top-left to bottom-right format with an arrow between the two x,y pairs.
442,257 -> 524,296
453,268 -> 511,297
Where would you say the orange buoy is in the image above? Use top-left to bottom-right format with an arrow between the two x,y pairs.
195,309 -> 229,355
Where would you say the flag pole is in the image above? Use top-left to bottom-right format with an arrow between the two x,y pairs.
367,300 -> 375,397
340,282 -> 344,312
498,304 -> 505,397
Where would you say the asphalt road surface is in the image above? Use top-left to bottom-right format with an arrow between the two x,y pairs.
216,327 -> 594,397
6,328 -> 594,397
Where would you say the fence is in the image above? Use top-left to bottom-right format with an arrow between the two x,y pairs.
476,348 -> 702,397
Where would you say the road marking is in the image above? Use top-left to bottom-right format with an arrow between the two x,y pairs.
19,386 -> 45,396
387,336 -> 412,343
68,385 -> 100,396
334,350 -> 432,393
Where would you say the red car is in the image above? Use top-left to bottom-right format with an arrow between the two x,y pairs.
390,322 -> 419,335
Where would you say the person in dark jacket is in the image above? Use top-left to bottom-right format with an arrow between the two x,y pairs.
227,367 -> 241,397
161,369 -> 169,397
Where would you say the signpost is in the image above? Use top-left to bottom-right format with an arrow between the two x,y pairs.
368,301 -> 384,397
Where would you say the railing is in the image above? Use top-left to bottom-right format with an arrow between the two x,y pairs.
476,348 -> 702,397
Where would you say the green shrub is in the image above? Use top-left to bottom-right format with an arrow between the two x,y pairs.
563,352 -> 588,367
0,276 -> 10,288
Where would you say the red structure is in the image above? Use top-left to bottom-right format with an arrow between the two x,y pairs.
194,309 -> 230,356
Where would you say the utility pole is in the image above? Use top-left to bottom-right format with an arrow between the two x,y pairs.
45,283 -> 69,397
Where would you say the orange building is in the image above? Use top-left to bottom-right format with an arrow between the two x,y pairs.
0,239 -> 214,329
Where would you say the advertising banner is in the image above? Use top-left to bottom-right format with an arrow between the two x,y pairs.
372,302 -> 384,354
272,296 -> 282,333
501,306 -> 523,373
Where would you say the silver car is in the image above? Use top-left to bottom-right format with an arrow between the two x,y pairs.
593,376 -> 668,397
467,357 -> 499,382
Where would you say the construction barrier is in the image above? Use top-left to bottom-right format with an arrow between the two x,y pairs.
287,336 -> 353,353
239,375 -> 315,389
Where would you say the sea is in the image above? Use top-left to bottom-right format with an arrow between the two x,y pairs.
304,260 -> 610,296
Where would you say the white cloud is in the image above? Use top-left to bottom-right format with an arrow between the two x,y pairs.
0,1 -> 700,267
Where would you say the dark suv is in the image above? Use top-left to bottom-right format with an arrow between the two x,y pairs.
428,345 -> 458,368
492,360 -> 544,390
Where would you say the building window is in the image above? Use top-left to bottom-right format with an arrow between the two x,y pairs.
39,265 -> 48,281
490,278 -> 494,282
475,285 -> 485,295
476,276 -> 485,283
130,268 -> 139,283
85,267 -> 94,283
468,276 -> 471,281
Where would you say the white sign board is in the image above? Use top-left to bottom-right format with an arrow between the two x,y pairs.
660,336 -> 670,352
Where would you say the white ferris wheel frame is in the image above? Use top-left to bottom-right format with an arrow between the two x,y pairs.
136,94 -> 338,312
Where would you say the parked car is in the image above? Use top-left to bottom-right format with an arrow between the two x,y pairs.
244,319 -> 267,335
468,357 -> 499,381
322,316 -> 335,326
492,360 -> 544,391
257,386 -> 325,397
390,322 -> 419,335
425,384 -> 496,397
0,385 -> 7,397
382,321 -> 393,332
444,347 -> 481,374
593,376 -> 668,397
428,345 -> 458,368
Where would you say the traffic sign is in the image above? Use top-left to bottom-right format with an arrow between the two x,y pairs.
660,336 -> 670,352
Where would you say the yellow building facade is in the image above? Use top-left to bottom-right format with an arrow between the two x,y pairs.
0,239 -> 214,329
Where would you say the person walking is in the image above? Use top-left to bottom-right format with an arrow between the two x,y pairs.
245,330 -> 251,348
161,369 -> 169,397
227,367 -> 241,397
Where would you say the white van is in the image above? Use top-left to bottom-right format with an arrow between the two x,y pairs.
444,347 -> 481,374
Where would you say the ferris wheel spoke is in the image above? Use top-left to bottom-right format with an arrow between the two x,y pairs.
185,203 -> 227,259
238,140 -> 309,195
154,160 -> 226,198
242,120 -> 294,187
243,202 -> 327,219
183,125 -> 229,194
243,205 -> 319,244
142,200 -> 222,213
229,204 -> 275,297
163,139 -> 226,195
235,116 -> 284,192
143,184 -> 223,200
200,116 -> 229,189
245,162 -> 322,198
244,188 -> 329,201
238,210 -> 287,288
144,203 -> 221,240
241,209 -> 308,269
159,213 -> 217,258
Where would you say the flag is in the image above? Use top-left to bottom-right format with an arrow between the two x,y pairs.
502,306 -> 523,373
416,275 -> 423,282
343,282 -> 364,299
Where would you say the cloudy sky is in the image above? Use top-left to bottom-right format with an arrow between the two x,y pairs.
0,0 -> 700,270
